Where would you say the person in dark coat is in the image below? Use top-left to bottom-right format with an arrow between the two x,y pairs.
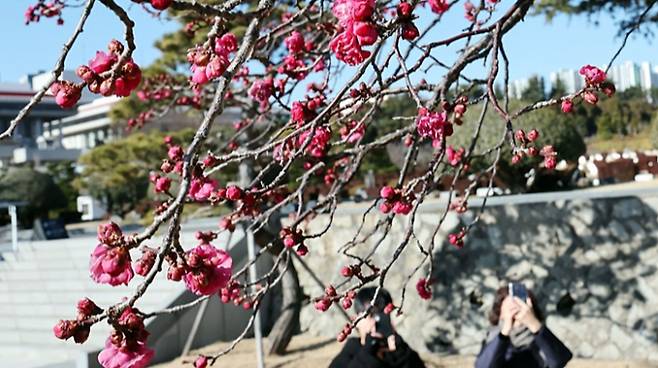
329,287 -> 425,368
475,285 -> 573,368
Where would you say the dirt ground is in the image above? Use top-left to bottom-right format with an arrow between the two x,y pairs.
153,334 -> 657,368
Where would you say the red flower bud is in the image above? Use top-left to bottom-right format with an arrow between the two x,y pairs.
583,91 -> 598,105
561,99 -> 573,113
325,285 -> 337,297
340,266 -> 353,277
401,23 -> 419,41
314,298 -> 332,312
342,297 -> 353,309
77,298 -> 102,317
397,2 -> 413,17
76,65 -> 97,84
226,185 -> 243,201
195,356 -> 208,368
527,129 -> 539,142
296,244 -> 309,256
379,186 -> 396,199
219,217 -> 235,232
53,320 -> 77,340
601,81 -> 616,97
73,325 -> 90,344
151,0 -> 173,10
514,129 -> 526,143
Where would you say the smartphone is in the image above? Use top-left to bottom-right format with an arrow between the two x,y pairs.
373,312 -> 394,338
508,282 -> 528,302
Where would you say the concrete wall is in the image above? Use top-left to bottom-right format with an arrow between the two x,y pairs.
296,188 -> 658,361
77,226 -> 277,368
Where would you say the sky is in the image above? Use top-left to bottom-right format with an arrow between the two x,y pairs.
0,1 -> 178,83
0,1 -> 655,85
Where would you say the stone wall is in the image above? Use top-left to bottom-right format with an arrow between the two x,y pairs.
294,192 -> 658,361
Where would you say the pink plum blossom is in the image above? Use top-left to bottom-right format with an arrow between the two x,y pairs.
89,244 -> 134,286
188,178 -> 218,202
183,243 -> 233,295
98,338 -> 154,368
88,51 -> 117,74
284,31 -> 305,54
579,64 -> 606,86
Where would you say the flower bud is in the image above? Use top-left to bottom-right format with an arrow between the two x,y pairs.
401,23 -> 419,41
583,91 -> 598,105
296,244 -> 309,256
53,320 -> 77,340
397,2 -> 413,17
195,356 -> 208,368
77,298 -> 102,317
527,129 -> 539,142
108,39 -> 124,55
76,65 -> 97,84
73,325 -> 90,344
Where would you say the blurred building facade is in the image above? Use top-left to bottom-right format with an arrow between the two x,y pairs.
0,70 -> 243,167
0,81 -> 76,167
549,68 -> 584,94
0,70 -> 99,167
509,75 -> 545,99
510,61 -> 658,100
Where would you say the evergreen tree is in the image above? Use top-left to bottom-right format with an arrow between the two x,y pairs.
521,76 -> 546,102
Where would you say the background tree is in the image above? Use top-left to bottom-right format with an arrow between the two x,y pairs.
44,161 -> 81,222
535,0 -> 658,32
0,167 -> 66,227
652,113 -> 658,146
549,77 -> 567,98
450,100 -> 586,191
2,1 -> 651,367
521,76 -> 547,102
75,130 -> 193,216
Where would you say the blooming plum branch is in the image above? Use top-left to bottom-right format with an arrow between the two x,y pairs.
2,0 -> 648,366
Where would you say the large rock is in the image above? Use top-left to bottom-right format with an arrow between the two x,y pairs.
296,195 -> 658,360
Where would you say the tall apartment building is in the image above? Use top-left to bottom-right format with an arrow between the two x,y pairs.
508,75 -> 545,99
639,62 -> 654,91
544,61 -> 658,96
607,61 -> 658,93
609,61 -> 641,92
549,68 -> 583,94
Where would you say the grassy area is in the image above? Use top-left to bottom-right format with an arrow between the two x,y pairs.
587,134 -> 655,153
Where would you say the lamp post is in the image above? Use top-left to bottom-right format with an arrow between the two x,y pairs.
9,205 -> 17,253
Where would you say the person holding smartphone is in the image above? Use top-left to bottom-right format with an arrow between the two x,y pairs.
474,283 -> 573,368
329,287 -> 426,368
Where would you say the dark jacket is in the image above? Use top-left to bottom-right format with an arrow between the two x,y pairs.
474,325 -> 573,368
329,335 -> 425,368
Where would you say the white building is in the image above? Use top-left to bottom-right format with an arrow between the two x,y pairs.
609,61 -> 641,91
41,96 -> 121,150
77,195 -> 107,221
549,69 -> 583,94
41,97 -> 243,152
639,62 -> 656,91
0,81 -> 79,166
509,78 -> 529,99
545,61 -> 658,96
606,61 -> 658,93
508,75 -> 545,100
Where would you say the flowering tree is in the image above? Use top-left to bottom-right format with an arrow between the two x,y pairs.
5,0 -> 654,367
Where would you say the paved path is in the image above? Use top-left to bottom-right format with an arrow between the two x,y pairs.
153,334 -> 657,368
